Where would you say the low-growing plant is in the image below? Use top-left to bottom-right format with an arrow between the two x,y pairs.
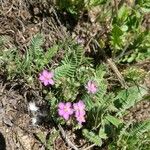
55,0 -> 108,16
1,34 -> 149,149
110,3 -> 150,62
1,0 -> 150,148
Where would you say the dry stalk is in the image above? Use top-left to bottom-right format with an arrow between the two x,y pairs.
94,40 -> 128,89
106,58 -> 128,89
58,125 -> 79,150
114,0 -> 118,17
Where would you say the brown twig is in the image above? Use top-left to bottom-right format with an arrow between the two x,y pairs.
84,144 -> 96,150
58,125 -> 79,150
106,58 -> 128,89
114,0 -> 118,17
94,40 -> 128,89
118,0 -> 126,9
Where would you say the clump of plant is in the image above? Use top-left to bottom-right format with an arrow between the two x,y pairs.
123,67 -> 147,82
1,33 -> 149,149
110,2 -> 150,63
1,0 -> 150,148
37,38 -> 149,148
55,0 -> 107,16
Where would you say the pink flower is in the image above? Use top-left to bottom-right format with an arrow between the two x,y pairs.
73,100 -> 85,114
73,100 -> 86,125
76,115 -> 86,125
85,80 -> 98,94
39,70 -> 54,86
58,102 -> 74,120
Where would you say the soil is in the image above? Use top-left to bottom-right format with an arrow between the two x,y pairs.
0,1 -> 150,150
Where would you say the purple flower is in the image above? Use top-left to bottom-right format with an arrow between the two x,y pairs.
73,100 -> 85,114
76,115 -> 86,125
39,70 -> 54,86
73,100 -> 86,125
85,80 -> 98,94
58,102 -> 74,120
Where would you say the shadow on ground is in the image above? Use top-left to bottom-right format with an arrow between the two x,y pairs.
0,132 -> 6,150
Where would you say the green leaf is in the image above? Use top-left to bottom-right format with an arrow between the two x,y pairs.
36,131 -> 46,144
88,0 -> 107,6
111,24 -> 124,49
121,25 -> 128,32
106,115 -> 123,127
99,128 -> 107,139
130,120 -> 150,136
83,129 -> 102,146
118,5 -> 130,21
29,34 -> 44,56
44,45 -> 59,62
112,24 -> 123,37
54,63 -> 75,79
116,85 -> 148,115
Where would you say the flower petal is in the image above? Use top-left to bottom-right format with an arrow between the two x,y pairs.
73,103 -> 78,110
63,113 -> 69,120
47,72 -> 54,78
42,70 -> 49,77
58,109 -> 64,116
68,108 -> 74,115
66,102 -> 71,108
39,75 -> 45,81
78,100 -> 85,109
58,102 -> 65,109
43,80 -> 49,86
48,79 -> 54,85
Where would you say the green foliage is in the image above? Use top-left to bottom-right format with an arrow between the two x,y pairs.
109,120 -> 150,150
105,115 -> 123,127
56,0 -> 108,15
1,1 -> 150,149
83,129 -> 102,146
110,3 -> 150,62
136,0 -> 150,10
26,40 -> 59,72
123,67 -> 146,82
35,129 -> 59,150
54,41 -> 84,80
115,85 -> 148,116
1,33 -> 149,149
121,30 -> 150,63
56,0 -> 85,15
0,34 -> 59,79
46,129 -> 59,150
130,120 -> 150,136
111,24 -> 125,50
86,0 -> 107,7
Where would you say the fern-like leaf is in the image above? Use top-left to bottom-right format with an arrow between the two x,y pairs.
54,64 -> 75,79
116,85 -> 148,116
44,45 -> 59,62
129,120 -> 150,136
54,42 -> 84,80
83,129 -> 102,146
29,34 -> 44,55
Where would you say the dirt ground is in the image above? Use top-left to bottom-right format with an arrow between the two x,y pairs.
0,0 -> 150,150
0,79 -> 71,150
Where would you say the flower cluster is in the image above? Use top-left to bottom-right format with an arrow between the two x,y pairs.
39,70 -> 98,125
39,70 -> 98,94
58,100 -> 86,125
